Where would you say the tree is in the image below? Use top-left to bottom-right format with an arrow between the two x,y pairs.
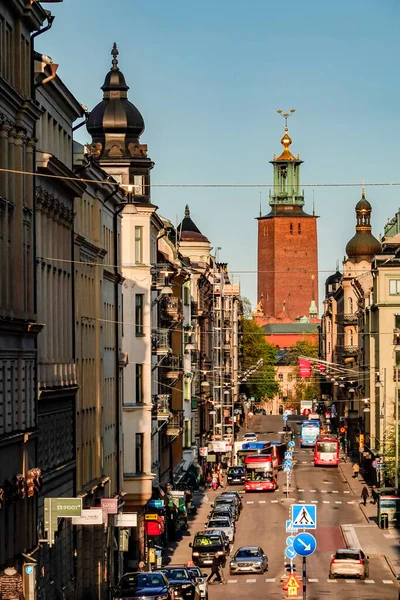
284,339 -> 320,404
241,319 -> 278,400
284,339 -> 319,366
240,297 -> 253,320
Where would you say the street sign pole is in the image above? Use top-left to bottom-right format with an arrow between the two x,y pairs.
303,556 -> 306,600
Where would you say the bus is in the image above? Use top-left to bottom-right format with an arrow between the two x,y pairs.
300,420 -> 320,447
236,441 -> 271,466
244,454 -> 278,492
314,435 -> 339,466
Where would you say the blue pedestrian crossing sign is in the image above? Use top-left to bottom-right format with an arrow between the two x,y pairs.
285,452 -> 293,460
291,504 -> 317,530
285,546 -> 297,560
286,520 -> 298,533
293,532 -> 317,557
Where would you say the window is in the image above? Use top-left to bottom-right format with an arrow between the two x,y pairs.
135,226 -> 143,264
184,285 -> 190,306
348,297 -> 353,313
390,280 -> 400,295
135,364 -> 143,403
288,373 -> 293,382
278,373 -> 284,382
328,341 -> 331,353
349,331 -> 353,346
290,223 -> 293,235
135,433 -> 144,473
395,315 -> 400,330
134,175 -> 144,196
135,294 -> 144,336
396,351 -> 400,367
298,223 -> 301,234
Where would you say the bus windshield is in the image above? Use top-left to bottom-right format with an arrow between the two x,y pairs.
317,442 -> 337,453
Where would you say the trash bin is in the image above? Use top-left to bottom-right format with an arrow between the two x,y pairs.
380,512 -> 389,529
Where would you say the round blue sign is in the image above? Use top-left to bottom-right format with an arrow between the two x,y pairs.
286,535 -> 295,546
285,546 -> 297,560
293,532 -> 317,557
25,565 -> 33,575
288,441 -> 295,448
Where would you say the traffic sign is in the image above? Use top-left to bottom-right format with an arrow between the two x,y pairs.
286,520 -> 298,533
284,459 -> 292,467
293,532 -> 317,557
283,416 -> 288,421
285,546 -> 297,560
283,574 -> 301,591
286,535 -> 295,546
25,565 -> 33,575
288,441 -> 295,448
283,466 -> 291,473
285,452 -> 293,460
372,460 -> 379,469
291,504 -> 317,530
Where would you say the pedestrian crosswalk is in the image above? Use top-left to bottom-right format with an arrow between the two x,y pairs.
225,577 -> 395,585
246,499 -> 356,505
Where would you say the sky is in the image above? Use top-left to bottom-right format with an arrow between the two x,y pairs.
38,0 -> 400,308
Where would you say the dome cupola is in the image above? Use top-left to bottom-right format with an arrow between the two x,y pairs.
87,43 -> 145,158
178,205 -> 209,243
345,189 -> 381,262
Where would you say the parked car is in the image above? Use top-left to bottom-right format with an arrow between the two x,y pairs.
243,432 -> 258,442
219,491 -> 243,513
113,571 -> 172,599
227,466 -> 245,485
205,516 -> 235,542
187,566 -> 208,600
229,546 -> 268,575
209,507 -> 236,528
329,549 -> 369,580
213,497 -> 239,520
190,530 -> 229,568
161,566 -> 201,600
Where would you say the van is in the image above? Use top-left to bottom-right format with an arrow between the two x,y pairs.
190,530 -> 228,567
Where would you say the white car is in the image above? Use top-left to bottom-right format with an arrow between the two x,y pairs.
243,432 -> 257,442
205,516 -> 235,543
187,566 -> 208,600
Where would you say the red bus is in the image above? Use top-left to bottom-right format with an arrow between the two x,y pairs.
314,435 -> 339,467
244,454 -> 278,492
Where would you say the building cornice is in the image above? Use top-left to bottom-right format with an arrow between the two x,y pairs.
37,152 -> 87,196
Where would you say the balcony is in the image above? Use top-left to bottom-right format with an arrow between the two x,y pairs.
166,409 -> 184,436
342,345 -> 359,357
335,314 -> 358,325
160,296 -> 183,322
152,329 -> 171,355
393,367 -> 400,382
191,301 -> 199,318
152,394 -> 172,419
166,354 -> 183,379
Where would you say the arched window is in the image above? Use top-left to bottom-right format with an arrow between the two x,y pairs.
348,297 -> 353,313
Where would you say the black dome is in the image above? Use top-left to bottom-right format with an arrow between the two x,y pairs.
345,191 -> 380,262
325,270 -> 342,286
86,43 -> 145,157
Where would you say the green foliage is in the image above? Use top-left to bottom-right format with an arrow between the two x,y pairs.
284,340 -> 319,366
284,339 -> 320,403
381,426 -> 398,485
241,319 -> 279,400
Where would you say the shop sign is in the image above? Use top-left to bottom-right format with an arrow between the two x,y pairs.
72,509 -> 103,525
114,513 -> 138,527
199,447 -> 208,457
148,499 -> 163,508
145,513 -> 158,520
101,498 -> 118,514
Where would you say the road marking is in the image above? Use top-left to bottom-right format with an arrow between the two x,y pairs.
365,580 -> 375,584
323,500 -> 330,504
259,500 -> 266,504
347,501 -> 355,504
246,578 -> 257,583
321,490 -> 327,493
302,461 -> 308,464
332,490 -> 339,494
344,490 -> 350,494
227,579 -> 237,583
335,501 -> 342,504
247,501 -> 254,504
298,489 -> 305,492
308,578 -> 319,582
383,580 -> 394,584
326,579 -> 337,583
265,578 -> 276,583
345,579 -> 356,583
271,500 -> 278,503
311,500 -> 318,503
298,500 -> 306,503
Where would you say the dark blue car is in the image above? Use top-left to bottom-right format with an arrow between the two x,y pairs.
113,571 -> 172,600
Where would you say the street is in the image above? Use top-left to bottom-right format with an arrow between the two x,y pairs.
166,415 -> 398,600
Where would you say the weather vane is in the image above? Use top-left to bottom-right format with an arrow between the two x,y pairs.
277,108 -> 296,130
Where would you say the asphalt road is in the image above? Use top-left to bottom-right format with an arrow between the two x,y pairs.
167,415 -> 398,599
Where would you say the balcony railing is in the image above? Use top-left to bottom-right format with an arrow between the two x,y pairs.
342,345 -> 359,357
393,367 -> 400,381
335,314 -> 358,325
152,394 -> 172,419
152,329 -> 171,355
191,301 -> 199,317
166,409 -> 184,434
160,296 -> 183,321
166,354 -> 183,378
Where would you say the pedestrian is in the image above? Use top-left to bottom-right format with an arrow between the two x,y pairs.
371,485 -> 378,505
353,463 -> 360,479
138,561 -> 146,572
207,552 -> 226,584
212,472 -> 218,490
361,486 -> 369,506
0,560 -> 25,600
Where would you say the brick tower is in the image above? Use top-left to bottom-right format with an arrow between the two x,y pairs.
257,118 -> 318,320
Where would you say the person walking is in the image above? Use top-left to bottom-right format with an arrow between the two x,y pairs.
371,485 -> 378,505
207,552 -> 226,584
361,486 -> 369,506
353,463 -> 360,479
0,560 -> 25,600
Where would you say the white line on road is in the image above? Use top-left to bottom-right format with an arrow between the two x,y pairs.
335,501 -> 342,504
365,580 -> 375,584
383,580 -> 394,584
323,500 -> 330,504
326,579 -> 337,583
298,489 -> 305,492
311,500 -> 318,503
345,579 -> 356,583
332,490 -> 339,494
298,500 -> 306,503
247,501 -> 254,504
227,580 -> 237,584
344,490 -> 350,494
246,579 -> 257,583
302,461 -> 308,464
308,578 -> 319,582
310,489 -> 316,492
347,501 -> 355,504
265,578 -> 276,583
271,500 -> 278,503
321,490 -> 327,493
259,500 -> 266,504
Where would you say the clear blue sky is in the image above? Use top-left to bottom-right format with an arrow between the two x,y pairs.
39,0 -> 400,308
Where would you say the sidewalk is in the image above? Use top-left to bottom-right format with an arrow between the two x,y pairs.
339,454 -> 400,576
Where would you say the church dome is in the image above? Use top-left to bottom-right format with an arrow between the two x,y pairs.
87,43 -> 145,156
345,191 -> 381,262
325,270 -> 342,287
178,205 -> 209,243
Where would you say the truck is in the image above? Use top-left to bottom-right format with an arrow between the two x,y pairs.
300,400 -> 313,415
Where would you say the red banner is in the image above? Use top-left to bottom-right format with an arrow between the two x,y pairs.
318,363 -> 325,375
298,358 -> 312,378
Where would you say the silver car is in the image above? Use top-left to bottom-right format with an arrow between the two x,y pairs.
229,546 -> 268,575
205,516 -> 235,543
329,549 -> 369,580
187,566 -> 208,600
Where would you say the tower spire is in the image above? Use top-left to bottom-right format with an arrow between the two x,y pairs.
111,42 -> 119,71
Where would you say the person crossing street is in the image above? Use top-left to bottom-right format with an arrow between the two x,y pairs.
207,552 -> 227,584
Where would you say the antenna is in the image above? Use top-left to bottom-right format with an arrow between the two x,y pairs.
259,191 -> 262,217
277,108 -> 296,130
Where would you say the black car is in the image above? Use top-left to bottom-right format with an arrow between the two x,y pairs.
227,466 -> 245,485
113,571 -> 172,599
161,567 -> 200,600
190,530 -> 228,568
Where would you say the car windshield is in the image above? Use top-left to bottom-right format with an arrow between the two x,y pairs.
335,551 -> 360,561
236,549 -> 261,558
162,569 -> 189,580
188,567 -> 202,577
215,499 -> 234,506
228,468 -> 244,475
318,442 -> 337,453
194,535 -> 222,546
208,520 -> 230,528
120,573 -> 165,589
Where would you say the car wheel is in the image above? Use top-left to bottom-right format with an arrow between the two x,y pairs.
328,573 -> 335,580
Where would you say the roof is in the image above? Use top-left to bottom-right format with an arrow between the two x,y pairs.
262,323 -> 319,334
178,205 -> 209,243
